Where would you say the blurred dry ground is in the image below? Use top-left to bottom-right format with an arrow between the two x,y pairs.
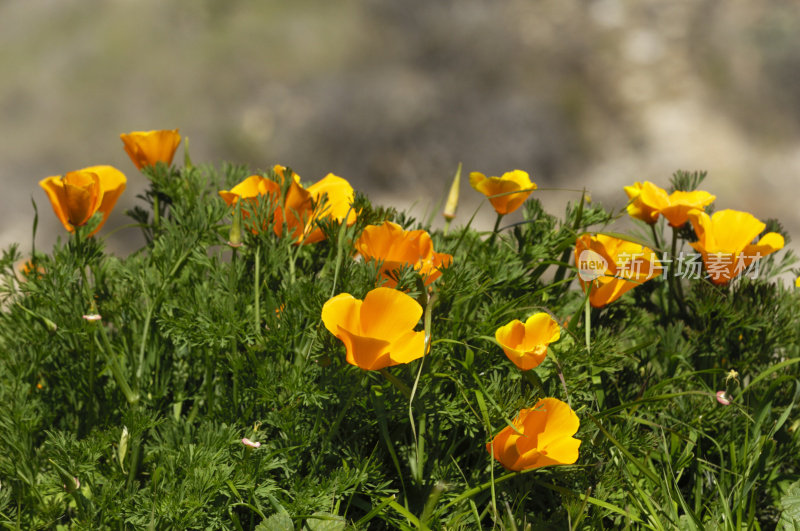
1,0 -> 799,266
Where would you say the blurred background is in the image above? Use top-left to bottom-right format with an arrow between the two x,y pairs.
2,0 -> 799,263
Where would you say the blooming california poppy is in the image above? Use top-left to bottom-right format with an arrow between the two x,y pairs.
688,209 -> 784,285
469,170 -> 536,215
486,397 -> 581,471
321,287 -> 426,370
220,167 -> 356,244
624,181 -> 715,227
575,233 -> 662,307
302,173 -> 358,243
120,129 -> 181,170
355,221 -> 452,287
495,313 -> 561,370
39,165 -> 127,236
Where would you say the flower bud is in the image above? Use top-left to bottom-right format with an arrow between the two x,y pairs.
443,163 -> 461,221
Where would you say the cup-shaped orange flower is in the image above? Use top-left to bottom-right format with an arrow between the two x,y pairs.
688,209 -> 784,285
624,181 -> 715,227
355,221 -> 452,287
495,313 -> 561,370
219,175 -> 282,234
120,129 -> 181,170
486,397 -> 581,471
469,170 -> 536,215
218,175 -> 280,207
270,166 -> 357,244
575,234 -> 662,307
321,287 -> 426,370
302,173 -> 357,244
624,181 -> 665,224
40,165 -> 127,236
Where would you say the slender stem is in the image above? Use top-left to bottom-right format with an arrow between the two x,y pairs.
487,213 -> 504,246
379,368 -> 412,399
650,223 -> 662,252
204,349 -> 214,414
152,194 -> 160,232
95,325 -> 138,405
254,245 -> 261,335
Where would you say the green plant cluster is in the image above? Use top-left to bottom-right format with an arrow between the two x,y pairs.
1,160 -> 799,530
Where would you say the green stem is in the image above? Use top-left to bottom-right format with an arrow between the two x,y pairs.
487,212 -> 504,246
95,324 -> 138,405
254,245 -> 261,335
379,368 -> 412,399
650,223 -> 662,252
152,194 -> 160,232
205,349 -> 214,414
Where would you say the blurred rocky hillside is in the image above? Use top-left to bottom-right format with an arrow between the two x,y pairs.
2,0 -> 799,261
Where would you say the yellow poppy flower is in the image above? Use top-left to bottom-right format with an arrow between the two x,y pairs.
495,313 -> 561,370
321,287 -> 426,370
575,234 -> 662,307
218,175 -> 282,234
303,173 -> 358,244
795,275 -> 800,288
39,165 -> 127,236
218,175 -> 281,207
355,221 -> 452,287
624,181 -> 667,224
688,209 -> 784,285
270,166 -> 356,244
220,168 -> 357,244
120,129 -> 181,170
486,397 -> 581,471
624,181 -> 715,227
469,170 -> 536,215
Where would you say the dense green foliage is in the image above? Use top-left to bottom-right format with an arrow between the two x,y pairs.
1,162 -> 799,530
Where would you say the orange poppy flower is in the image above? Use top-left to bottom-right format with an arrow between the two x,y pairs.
495,313 -> 561,370
355,221 -> 452,287
120,129 -> 181,170
688,209 -> 784,285
218,175 -> 282,234
486,397 -> 581,471
469,170 -> 536,215
220,168 -> 356,244
624,181 -> 715,227
304,174 -> 358,243
39,165 -> 127,236
321,287 -> 426,370
270,166 -> 356,244
575,234 -> 662,307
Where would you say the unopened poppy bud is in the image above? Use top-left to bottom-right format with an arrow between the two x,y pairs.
443,163 -> 461,221
118,426 -> 129,471
63,477 -> 80,492
242,437 -> 261,449
227,206 -> 244,248
716,391 -> 731,406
